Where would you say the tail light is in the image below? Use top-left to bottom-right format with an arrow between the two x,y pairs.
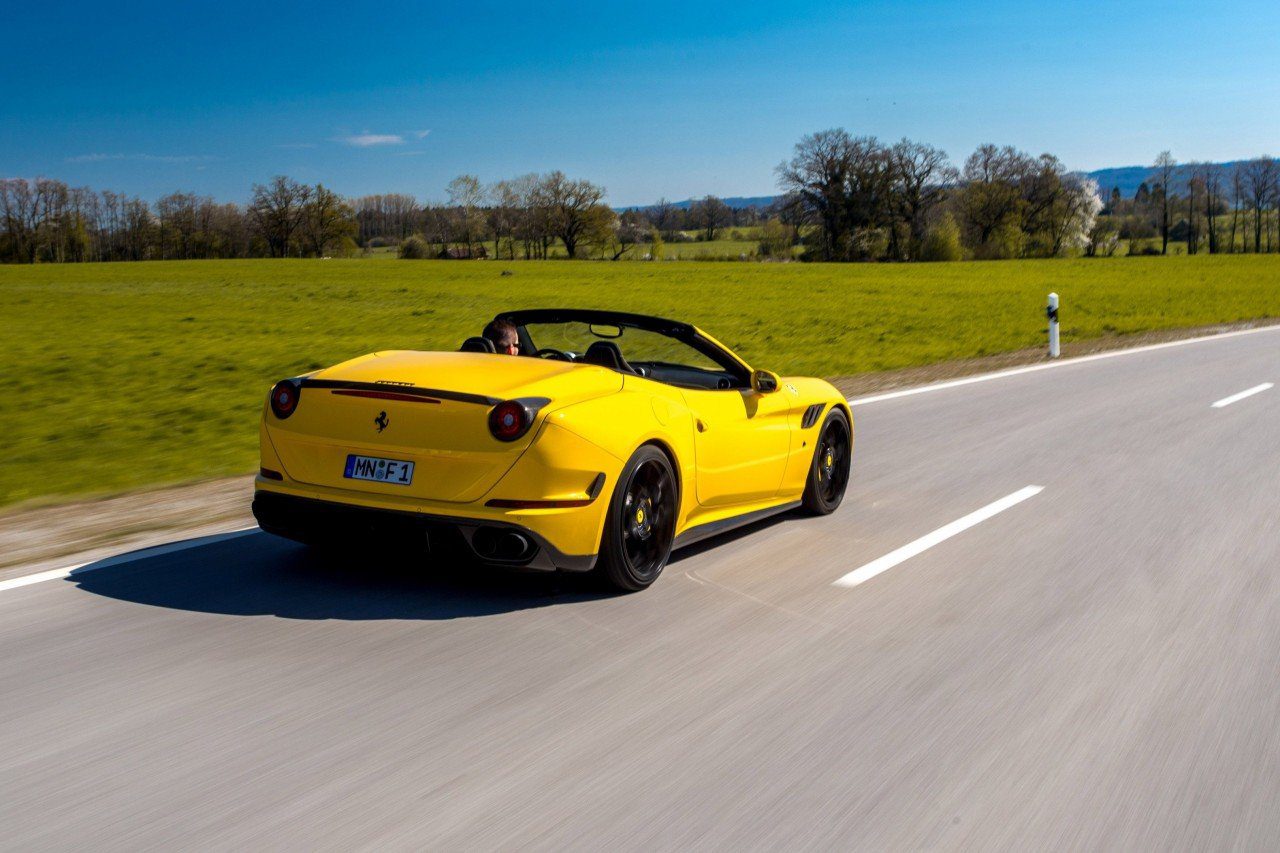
269,380 -> 301,420
489,400 -> 530,441
488,397 -> 550,442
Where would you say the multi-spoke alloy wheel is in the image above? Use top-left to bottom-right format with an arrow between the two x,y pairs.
802,409 -> 851,515
599,445 -> 676,591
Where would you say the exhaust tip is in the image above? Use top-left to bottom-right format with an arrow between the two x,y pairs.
472,527 -> 535,562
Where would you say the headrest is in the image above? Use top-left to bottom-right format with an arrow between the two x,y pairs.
460,336 -> 497,353
583,340 -> 630,372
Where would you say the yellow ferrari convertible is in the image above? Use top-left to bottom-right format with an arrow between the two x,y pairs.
253,309 -> 851,591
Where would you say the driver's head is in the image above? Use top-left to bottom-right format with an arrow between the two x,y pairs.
482,319 -> 520,355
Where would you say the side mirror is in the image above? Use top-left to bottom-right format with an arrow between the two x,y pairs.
751,369 -> 780,393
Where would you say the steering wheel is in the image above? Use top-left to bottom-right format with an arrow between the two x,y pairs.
535,347 -> 572,361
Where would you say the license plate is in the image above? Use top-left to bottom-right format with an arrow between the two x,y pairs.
344,454 -> 414,485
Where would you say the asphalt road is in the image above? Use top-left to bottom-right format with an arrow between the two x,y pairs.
3,328 -> 1279,850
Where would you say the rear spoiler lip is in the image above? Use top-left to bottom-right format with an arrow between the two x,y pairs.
301,378 -> 501,407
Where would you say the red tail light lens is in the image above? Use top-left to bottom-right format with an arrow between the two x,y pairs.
269,380 -> 300,419
488,400 -> 529,441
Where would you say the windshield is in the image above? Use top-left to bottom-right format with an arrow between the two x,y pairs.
518,320 -> 746,390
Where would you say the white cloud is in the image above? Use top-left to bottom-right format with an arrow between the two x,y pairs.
414,129 -> 431,139
66,153 -> 218,164
341,133 -> 405,147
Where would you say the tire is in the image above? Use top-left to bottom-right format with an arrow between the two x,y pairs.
801,409 -> 851,515
597,445 -> 677,592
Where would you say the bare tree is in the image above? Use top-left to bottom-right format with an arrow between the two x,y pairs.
890,139 -> 955,258
301,184 -> 356,256
1229,165 -> 1246,252
352,193 -> 419,246
776,129 -> 854,259
1149,151 -> 1176,254
446,174 -> 486,255
691,195 -> 731,241
648,198 -> 677,240
540,171 -> 605,258
0,178 -> 44,263
1244,157 -> 1278,253
1196,163 -> 1223,253
247,176 -> 311,257
507,173 -> 547,259
487,180 -> 520,259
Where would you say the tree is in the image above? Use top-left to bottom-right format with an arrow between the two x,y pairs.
1195,163 -> 1223,254
301,184 -> 356,256
1229,165 -> 1246,252
957,144 -> 1034,257
691,195 -> 731,241
1149,151 -> 1176,254
919,212 -> 963,261
352,193 -> 419,246
777,129 -> 894,260
1085,217 -> 1120,257
777,129 -> 855,260
605,216 -> 646,260
398,234 -> 431,259
890,139 -> 955,258
1244,157 -> 1278,253
757,218 -> 796,259
0,178 -> 45,263
487,179 -> 521,259
648,229 -> 665,260
648,198 -> 677,240
446,174 -> 486,255
1184,171 -> 1200,255
1045,176 -> 1101,256
540,171 -> 605,258
155,191 -> 200,259
575,205 -> 628,259
247,176 -> 311,257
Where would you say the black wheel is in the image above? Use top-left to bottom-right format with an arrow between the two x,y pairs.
597,445 -> 677,592
802,409 -> 851,515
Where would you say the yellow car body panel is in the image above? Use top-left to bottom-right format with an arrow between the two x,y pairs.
254,313 -> 851,571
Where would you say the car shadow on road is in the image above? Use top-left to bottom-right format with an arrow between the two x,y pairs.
667,510 -> 798,565
67,530 -> 613,621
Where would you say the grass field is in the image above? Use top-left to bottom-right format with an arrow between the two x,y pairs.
2,255 -> 1278,508
368,239 -> 767,260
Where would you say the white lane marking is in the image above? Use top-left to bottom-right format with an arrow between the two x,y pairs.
1211,383 -> 1273,408
833,486 -> 1043,589
848,324 -> 1280,406
0,527 -> 260,595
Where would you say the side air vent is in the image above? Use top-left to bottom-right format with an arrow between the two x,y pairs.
801,403 -> 825,429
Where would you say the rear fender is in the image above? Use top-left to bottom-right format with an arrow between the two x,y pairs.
481,422 -> 624,558
548,385 -> 698,531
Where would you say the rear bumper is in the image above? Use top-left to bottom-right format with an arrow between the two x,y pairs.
252,490 -> 597,572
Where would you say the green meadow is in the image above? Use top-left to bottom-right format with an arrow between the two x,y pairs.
2,255 -> 1277,507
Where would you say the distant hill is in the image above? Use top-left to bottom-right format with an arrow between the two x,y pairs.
1084,161 -> 1243,198
621,161 -> 1246,212
616,195 -> 778,212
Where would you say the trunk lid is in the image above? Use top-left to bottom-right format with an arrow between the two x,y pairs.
265,351 -> 622,503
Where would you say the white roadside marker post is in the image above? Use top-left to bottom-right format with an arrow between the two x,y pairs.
1047,292 -> 1060,359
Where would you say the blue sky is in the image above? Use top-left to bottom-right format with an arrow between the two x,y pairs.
3,0 -> 1278,206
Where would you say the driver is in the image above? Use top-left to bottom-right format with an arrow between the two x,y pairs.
482,319 -> 520,355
